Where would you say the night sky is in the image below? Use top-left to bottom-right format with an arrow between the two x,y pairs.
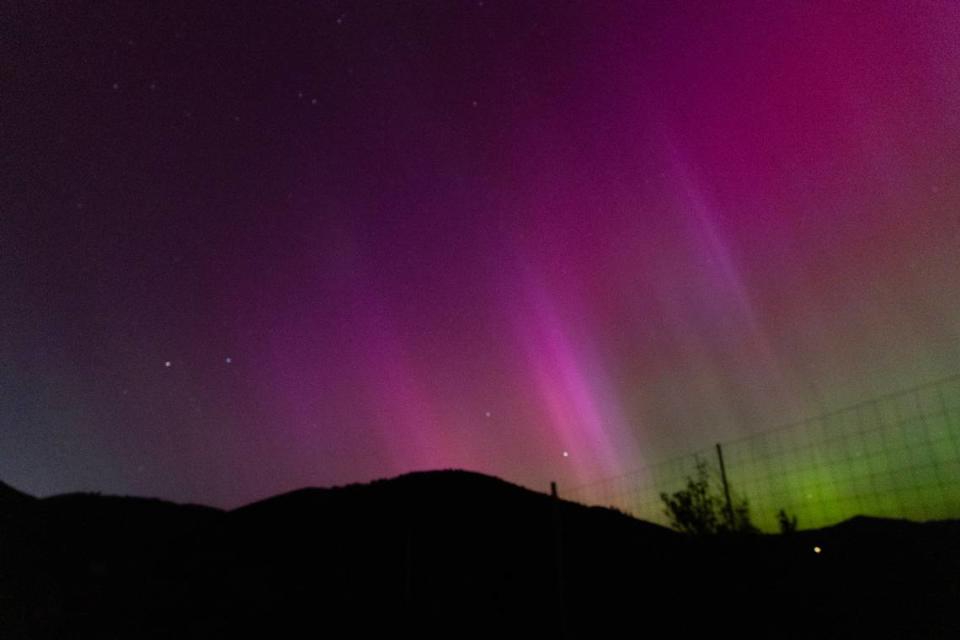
4,1 -> 960,507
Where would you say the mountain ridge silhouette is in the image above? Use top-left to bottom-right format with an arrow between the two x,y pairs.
0,469 -> 957,639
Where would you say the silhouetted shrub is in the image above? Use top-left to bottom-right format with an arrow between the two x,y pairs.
777,509 -> 798,534
732,496 -> 760,534
660,458 -> 758,535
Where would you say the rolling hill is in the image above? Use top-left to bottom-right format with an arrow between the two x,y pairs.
0,470 -> 956,639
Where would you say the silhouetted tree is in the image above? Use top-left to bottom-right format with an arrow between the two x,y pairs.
731,496 -> 760,534
660,459 -> 721,535
777,508 -> 798,534
660,457 -> 758,535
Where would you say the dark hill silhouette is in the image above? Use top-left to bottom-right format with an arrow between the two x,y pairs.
0,480 -> 35,504
0,470 -> 957,639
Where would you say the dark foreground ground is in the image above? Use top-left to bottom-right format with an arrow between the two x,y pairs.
1,470 -> 958,639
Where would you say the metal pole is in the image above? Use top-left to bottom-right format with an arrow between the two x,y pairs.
716,443 -> 735,527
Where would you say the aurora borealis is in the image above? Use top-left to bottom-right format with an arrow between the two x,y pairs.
4,2 -> 960,508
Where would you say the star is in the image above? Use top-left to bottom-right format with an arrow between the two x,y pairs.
225,357 -> 232,364
484,411 -> 491,418
164,361 -> 172,367
562,451 -> 569,458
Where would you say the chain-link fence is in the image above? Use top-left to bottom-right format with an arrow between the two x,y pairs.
565,374 -> 960,532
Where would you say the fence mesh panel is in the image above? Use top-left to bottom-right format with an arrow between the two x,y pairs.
565,375 -> 960,531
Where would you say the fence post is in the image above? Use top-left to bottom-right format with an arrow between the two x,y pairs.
551,481 -> 569,638
404,520 -> 414,609
716,443 -> 735,526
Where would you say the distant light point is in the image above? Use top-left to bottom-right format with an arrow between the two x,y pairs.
485,411 -> 491,418
225,357 -> 232,364
471,100 -> 478,107
813,546 -> 822,554
562,451 -> 569,458
164,361 -> 172,368
311,98 -> 318,105
112,82 -> 120,90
